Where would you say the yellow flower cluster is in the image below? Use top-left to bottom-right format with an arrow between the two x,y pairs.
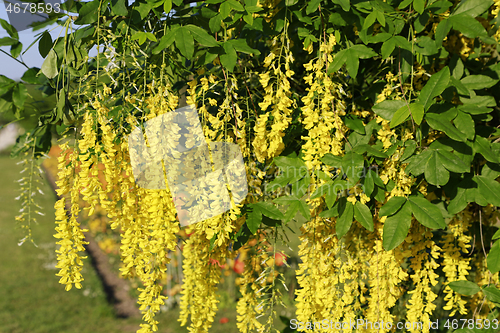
375,72 -> 402,104
53,142 -> 89,291
405,223 -> 441,332
178,225 -> 222,332
236,254 -> 264,333
295,215 -> 341,330
379,148 -> 414,198
442,213 -> 472,316
252,33 -> 295,162
365,219 -> 408,332
301,36 -> 347,170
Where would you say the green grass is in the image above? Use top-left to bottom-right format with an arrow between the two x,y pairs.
0,155 -> 241,333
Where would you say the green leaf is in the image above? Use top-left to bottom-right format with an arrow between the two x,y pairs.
375,10 -> 385,26
405,149 -> 432,176
369,32 -> 392,43
417,66 -> 450,110
413,0 -> 425,14
306,0 -> 321,14
390,103 -> 424,128
21,67 -> 41,84
353,144 -> 388,158
383,201 -> 412,251
255,201 -> 285,220
132,1 -> 153,21
345,49 -> 360,78
379,196 -> 407,217
408,196 -> 446,229
372,100 -> 406,121
398,0 -> 413,9
453,110 -> 474,140
411,103 -> 425,125
460,95 -> 496,107
0,37 -> 17,47
451,0 -> 493,18
457,105 -> 492,115
448,186 -> 467,215
297,200 -> 311,221
351,44 -> 376,57
38,32 -> 52,58
75,0 -> 100,25
381,37 -> 396,59
449,76 -> 470,96
354,201 -> 374,231
243,13 -> 253,25
363,171 -> 374,196
175,27 -> 194,59
451,14 -> 488,39
393,36 -> 412,51
12,83 -> 27,109
186,25 -> 218,47
220,1 -> 231,18
416,36 -> 438,55
487,241 -> 500,274
481,162 -> 500,179
426,113 -> 466,142
309,180 -> 333,200
321,153 -> 342,167
425,150 -> 450,186
337,200 -> 354,239
473,136 -> 499,163
209,14 -> 222,33
164,0 -> 172,13
341,151 -> 364,184
111,0 -> 128,16
435,18 -> 452,46
363,11 -> 377,30
41,49 -> 58,79
282,201 -> 299,223
493,229 -> 500,240
246,204 -> 262,234
437,149 -> 470,173
460,75 -> 498,91
333,0 -> 350,11
327,49 -> 347,74
390,104 -> 410,128
228,39 -> 260,55
132,32 -> 147,45
448,280 -> 481,296
145,32 -> 156,42
152,26 -> 178,54
401,140 -> 417,161
344,115 -> 365,134
10,42 -> 22,59
227,0 -> 244,11
475,176 -> 500,207
482,286 -> 500,304
0,18 -> 18,39
220,42 -> 237,72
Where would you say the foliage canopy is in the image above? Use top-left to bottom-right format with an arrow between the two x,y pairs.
2,0 -> 500,332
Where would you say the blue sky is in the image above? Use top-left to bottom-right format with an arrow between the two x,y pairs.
0,2 -> 62,80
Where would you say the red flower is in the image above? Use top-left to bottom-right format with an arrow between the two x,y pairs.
219,317 -> 229,324
233,259 -> 244,274
274,253 -> 287,267
209,258 -> 224,268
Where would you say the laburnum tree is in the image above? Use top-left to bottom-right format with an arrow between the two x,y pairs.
2,0 -> 500,332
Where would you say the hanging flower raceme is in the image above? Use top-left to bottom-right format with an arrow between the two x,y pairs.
53,141 -> 89,291
300,35 -> 347,170
252,28 -> 295,163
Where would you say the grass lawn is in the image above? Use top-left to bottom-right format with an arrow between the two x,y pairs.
0,154 -> 240,333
